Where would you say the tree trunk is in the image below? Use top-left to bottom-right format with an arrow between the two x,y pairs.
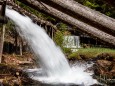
0,25 -> 6,63
40,0 -> 115,36
16,0 -> 115,47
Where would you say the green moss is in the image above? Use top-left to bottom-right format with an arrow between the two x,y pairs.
69,48 -> 115,60
63,48 -> 72,55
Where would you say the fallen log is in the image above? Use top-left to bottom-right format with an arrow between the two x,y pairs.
40,0 -> 115,36
14,0 -> 115,47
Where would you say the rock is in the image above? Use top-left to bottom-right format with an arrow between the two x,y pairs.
97,60 -> 112,68
93,60 -> 113,77
93,59 -> 115,85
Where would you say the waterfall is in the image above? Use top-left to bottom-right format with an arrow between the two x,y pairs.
63,36 -> 80,52
6,8 -> 97,85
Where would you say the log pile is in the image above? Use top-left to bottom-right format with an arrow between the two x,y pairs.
40,0 -> 115,36
12,0 -> 115,47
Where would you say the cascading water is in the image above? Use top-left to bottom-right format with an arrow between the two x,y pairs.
6,8 -> 97,85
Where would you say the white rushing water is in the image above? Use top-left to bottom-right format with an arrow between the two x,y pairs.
6,8 -> 97,86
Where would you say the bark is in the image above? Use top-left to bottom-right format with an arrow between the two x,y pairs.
7,1 -> 57,31
40,0 -> 115,35
0,25 -> 6,63
11,0 -> 115,47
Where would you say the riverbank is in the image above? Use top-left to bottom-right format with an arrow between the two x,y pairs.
0,48 -> 115,85
68,48 -> 115,85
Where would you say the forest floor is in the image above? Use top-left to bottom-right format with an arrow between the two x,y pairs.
0,53 -> 39,86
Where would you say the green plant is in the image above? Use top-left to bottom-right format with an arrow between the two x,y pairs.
83,1 -> 99,9
54,30 -> 72,55
54,30 -> 64,48
63,48 -> 72,55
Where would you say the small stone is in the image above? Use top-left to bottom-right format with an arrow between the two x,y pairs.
16,72 -> 19,76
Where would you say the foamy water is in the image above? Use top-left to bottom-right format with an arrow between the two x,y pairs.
6,7 -> 97,86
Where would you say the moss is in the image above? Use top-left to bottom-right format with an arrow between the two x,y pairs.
63,48 -> 72,56
68,48 -> 115,60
